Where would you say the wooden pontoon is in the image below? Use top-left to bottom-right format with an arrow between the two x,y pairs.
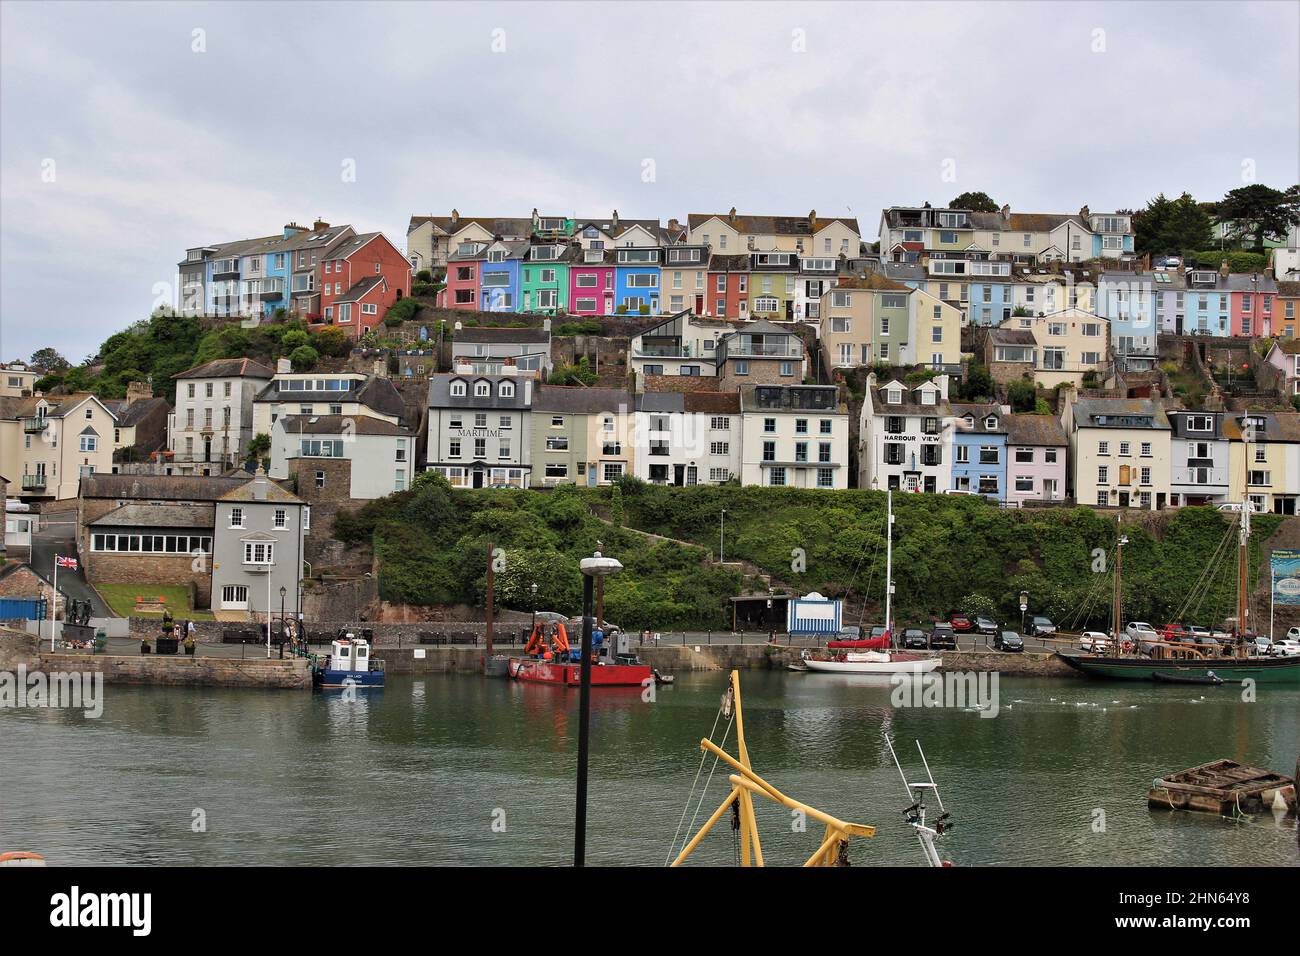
1148,759 -> 1296,815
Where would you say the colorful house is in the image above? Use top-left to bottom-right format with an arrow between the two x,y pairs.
707,254 -> 750,319
443,242 -> 487,311
478,241 -> 528,313
1004,414 -> 1068,507
520,243 -> 570,315
614,246 -> 662,316
748,252 -> 799,322
319,232 -> 411,338
948,403 -> 1008,501
567,248 -> 616,316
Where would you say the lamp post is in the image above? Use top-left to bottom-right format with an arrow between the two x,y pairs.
719,508 -> 726,564
575,549 -> 623,867
279,586 -> 287,659
530,582 -> 538,637
1019,590 -> 1029,637
767,587 -> 775,643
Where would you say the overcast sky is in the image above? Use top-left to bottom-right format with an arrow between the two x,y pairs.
2,0 -> 1297,365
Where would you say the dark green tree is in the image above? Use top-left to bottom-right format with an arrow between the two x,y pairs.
948,191 -> 999,212
1215,184 -> 1300,253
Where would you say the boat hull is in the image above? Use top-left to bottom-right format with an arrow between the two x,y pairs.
313,668 -> 385,689
1058,651 -> 1300,684
803,656 -> 940,675
506,657 -> 653,687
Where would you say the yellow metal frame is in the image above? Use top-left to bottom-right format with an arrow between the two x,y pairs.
670,670 -> 875,867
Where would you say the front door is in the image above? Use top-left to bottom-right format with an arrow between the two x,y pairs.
472,470 -> 485,489
673,464 -> 685,486
1119,491 -> 1130,507
695,295 -> 704,314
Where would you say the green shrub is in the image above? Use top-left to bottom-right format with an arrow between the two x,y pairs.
289,345 -> 319,370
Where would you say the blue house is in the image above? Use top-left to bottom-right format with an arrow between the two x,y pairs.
968,280 -> 1015,327
1096,272 -> 1160,364
614,246 -> 662,315
949,403 -> 1007,501
479,240 -> 526,313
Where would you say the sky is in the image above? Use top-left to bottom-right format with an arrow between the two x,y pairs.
1,0 -> 1297,365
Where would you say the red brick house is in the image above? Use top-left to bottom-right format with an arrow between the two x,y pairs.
319,232 -> 411,338
707,254 -> 751,319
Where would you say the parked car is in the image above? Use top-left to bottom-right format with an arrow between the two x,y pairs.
1253,636 -> 1275,654
1187,625 -> 1212,641
1080,630 -> 1113,652
836,625 -> 863,640
1216,502 -> 1259,513
993,630 -> 1024,652
1028,616 -> 1056,637
947,614 -> 975,633
1273,639 -> 1300,656
1126,621 -> 1159,641
1159,623 -> 1190,642
869,625 -> 889,641
974,616 -> 999,636
928,624 -> 958,649
1286,626 -> 1300,641
902,628 -> 929,650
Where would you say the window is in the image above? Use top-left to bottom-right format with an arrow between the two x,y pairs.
795,442 -> 808,463
711,416 -> 730,430
979,446 -> 998,464
734,360 -> 749,375
768,467 -> 786,487
762,441 -> 776,462
1015,475 -> 1033,493
243,542 -> 275,565
79,435 -> 98,452
315,471 -> 325,489
1098,466 -> 1109,484
229,507 -> 244,528
1119,441 -> 1131,457
1141,442 -> 1152,457
274,509 -> 287,530
1098,441 -> 1109,456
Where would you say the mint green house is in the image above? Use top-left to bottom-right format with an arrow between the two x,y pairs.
520,243 -> 570,315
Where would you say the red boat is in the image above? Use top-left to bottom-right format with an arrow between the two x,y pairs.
507,657 -> 653,687
507,619 -> 654,687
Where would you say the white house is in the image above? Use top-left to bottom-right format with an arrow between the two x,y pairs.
269,415 -> 414,499
858,374 -> 953,493
169,358 -> 274,474
739,384 -> 849,489
632,392 -> 741,486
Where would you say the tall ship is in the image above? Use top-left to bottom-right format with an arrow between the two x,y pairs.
1059,492 -> 1300,684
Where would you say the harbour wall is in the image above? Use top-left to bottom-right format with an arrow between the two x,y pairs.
0,627 -> 39,669
370,644 -> 1082,678
33,651 -> 311,689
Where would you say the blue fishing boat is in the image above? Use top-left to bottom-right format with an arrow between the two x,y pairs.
312,635 -> 385,689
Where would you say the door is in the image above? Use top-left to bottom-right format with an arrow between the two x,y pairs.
695,295 -> 704,314
203,438 -> 212,463
673,464 -> 685,486
472,470 -> 485,489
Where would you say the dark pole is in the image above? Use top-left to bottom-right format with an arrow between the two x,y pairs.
485,541 -> 495,655
575,572 -> 595,867
279,588 -> 286,659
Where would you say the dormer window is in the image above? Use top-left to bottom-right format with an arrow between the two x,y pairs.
450,379 -> 467,397
886,388 -> 902,404
499,381 -> 515,398
963,415 -> 975,428
474,381 -> 491,397
984,416 -> 998,430
488,250 -> 505,263
920,390 -> 936,406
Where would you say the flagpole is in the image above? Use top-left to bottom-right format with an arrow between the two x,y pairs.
51,555 -> 59,651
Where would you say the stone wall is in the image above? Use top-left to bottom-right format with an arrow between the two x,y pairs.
85,553 -> 209,607
0,627 -> 39,669
34,651 -> 310,689
302,576 -> 378,622
291,457 -> 354,504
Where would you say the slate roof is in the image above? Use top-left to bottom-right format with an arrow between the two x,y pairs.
1071,399 -> 1170,430
89,503 -> 215,529
832,272 -> 911,292
277,414 -> 411,436
408,215 -> 534,237
683,392 -> 740,414
533,386 -> 633,414
455,326 -> 550,344
80,473 -> 250,501
950,403 -> 1006,433
989,329 -> 1037,347
1004,414 -> 1067,446
871,379 -> 950,414
1276,281 -> 1300,297
101,397 -> 168,428
174,358 -> 274,380
427,373 -> 532,409
218,475 -> 304,504
688,213 -> 861,237
254,376 -> 405,423
335,276 -> 385,303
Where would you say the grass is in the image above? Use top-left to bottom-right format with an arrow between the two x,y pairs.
96,584 -> 214,621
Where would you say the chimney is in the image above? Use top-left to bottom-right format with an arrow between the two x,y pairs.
532,208 -> 539,228
450,208 -> 459,226
1265,264 -> 1274,280
1220,258 -> 1230,280
808,209 -> 817,231
667,218 -> 680,232
728,207 -> 738,225
1000,203 -> 1010,218
313,217 -> 329,231
251,468 -> 268,501
125,381 -> 152,405
935,374 -> 949,401
277,357 -> 291,374
611,209 -> 619,230
284,222 -> 306,238
1079,205 -> 1090,220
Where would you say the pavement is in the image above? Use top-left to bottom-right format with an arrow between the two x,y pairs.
30,509 -> 110,617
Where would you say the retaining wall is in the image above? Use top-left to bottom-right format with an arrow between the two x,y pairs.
35,651 -> 310,689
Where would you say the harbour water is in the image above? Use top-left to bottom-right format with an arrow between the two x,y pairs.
1,671 -> 1297,866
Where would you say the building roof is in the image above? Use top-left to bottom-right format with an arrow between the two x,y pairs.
89,503 -> 215,529
1071,399 -> 1170,430
989,329 -> 1037,347
454,326 -> 550,344
334,275 -> 386,304
324,232 -> 384,261
427,373 -> 532,409
174,358 -> 274,380
741,384 -> 845,413
683,392 -> 740,414
532,385 -> 632,414
254,375 -> 405,423
277,414 -> 411,436
831,272 -> 911,292
80,473 -> 252,501
218,474 -> 304,504
408,215 -> 535,237
871,379 -> 950,414
688,212 -> 861,237
1004,414 -> 1067,446
104,396 -> 169,428
1166,409 -> 1225,440
949,403 -> 1006,433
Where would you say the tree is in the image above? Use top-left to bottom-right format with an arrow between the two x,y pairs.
247,433 -> 271,470
289,345 -> 319,371
949,191 -> 999,213
311,326 -> 350,358
29,348 -> 70,372
1006,378 -> 1037,413
280,329 -> 310,351
1214,184 -> 1300,253
1133,191 -> 1213,256
957,362 -> 995,402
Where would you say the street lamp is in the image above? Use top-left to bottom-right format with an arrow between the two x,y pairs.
574,549 -> 623,868
719,509 -> 726,564
279,586 -> 287,658
1019,590 -> 1029,636
530,582 -> 538,637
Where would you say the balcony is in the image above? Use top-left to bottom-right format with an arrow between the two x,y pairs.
259,279 -> 286,301
21,416 -> 49,433
21,474 -> 47,491
636,345 -> 690,358
726,342 -> 802,358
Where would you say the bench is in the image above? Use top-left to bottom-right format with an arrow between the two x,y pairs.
418,632 -> 448,645
449,633 -> 477,646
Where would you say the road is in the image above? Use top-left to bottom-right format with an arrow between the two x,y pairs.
30,509 -> 110,617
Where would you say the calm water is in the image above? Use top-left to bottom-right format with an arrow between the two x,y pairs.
1,671 -> 1297,866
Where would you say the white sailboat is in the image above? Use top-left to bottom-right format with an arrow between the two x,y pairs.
802,490 -> 941,675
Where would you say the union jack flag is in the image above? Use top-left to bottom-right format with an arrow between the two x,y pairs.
55,555 -> 78,570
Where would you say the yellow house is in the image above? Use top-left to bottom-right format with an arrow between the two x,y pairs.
1061,394 -> 1172,510
818,273 -> 962,371
1222,412 -> 1300,515
688,210 -> 860,257
992,309 -> 1109,388
0,392 -> 118,501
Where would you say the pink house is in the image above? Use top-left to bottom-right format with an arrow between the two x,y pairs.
568,249 -> 616,316
1228,272 -> 1277,337
444,252 -> 483,311
1004,414 -> 1068,507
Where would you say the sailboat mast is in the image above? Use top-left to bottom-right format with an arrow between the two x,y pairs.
1238,457 -> 1251,649
884,490 -> 894,637
1112,514 -> 1123,646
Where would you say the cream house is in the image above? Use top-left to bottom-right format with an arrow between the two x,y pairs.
818,273 -> 963,372
1061,394 -> 1172,510
688,210 -> 859,257
0,392 -> 117,501
1,362 -> 39,398
992,309 -> 1109,388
